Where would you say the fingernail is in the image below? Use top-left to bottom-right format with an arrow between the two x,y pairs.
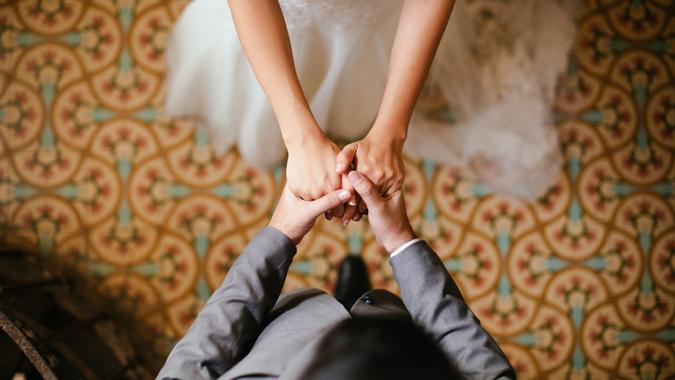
348,199 -> 357,206
342,219 -> 349,226
338,190 -> 351,201
326,211 -> 333,220
336,163 -> 345,172
348,171 -> 360,182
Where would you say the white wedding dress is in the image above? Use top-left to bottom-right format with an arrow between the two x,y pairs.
165,0 -> 579,199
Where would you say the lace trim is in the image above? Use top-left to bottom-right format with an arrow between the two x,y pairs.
279,0 -> 398,31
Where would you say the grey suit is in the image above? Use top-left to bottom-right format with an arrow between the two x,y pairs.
157,227 -> 515,380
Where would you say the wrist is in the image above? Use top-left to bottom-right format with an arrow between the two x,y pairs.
368,122 -> 407,146
268,219 -> 300,245
267,224 -> 297,244
284,122 -> 326,148
382,225 -> 416,253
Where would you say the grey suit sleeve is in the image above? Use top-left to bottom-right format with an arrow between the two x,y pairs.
156,227 -> 297,380
390,241 -> 516,380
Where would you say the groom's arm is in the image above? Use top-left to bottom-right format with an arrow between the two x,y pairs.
347,170 -> 515,380
391,241 -> 516,380
157,226 -> 296,380
156,186 -> 351,380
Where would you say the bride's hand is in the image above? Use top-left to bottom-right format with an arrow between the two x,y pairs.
336,131 -> 405,200
286,133 -> 342,203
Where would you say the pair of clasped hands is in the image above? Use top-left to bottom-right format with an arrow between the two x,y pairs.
285,129 -> 406,225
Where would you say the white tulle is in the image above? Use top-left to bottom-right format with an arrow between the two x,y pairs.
165,0 -> 579,199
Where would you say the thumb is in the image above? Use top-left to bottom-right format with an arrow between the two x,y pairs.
309,189 -> 352,215
348,171 -> 380,208
342,173 -> 357,206
335,143 -> 357,174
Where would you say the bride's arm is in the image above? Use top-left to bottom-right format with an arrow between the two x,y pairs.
374,0 -> 455,137
228,0 -> 315,142
337,0 -> 454,209
228,0 -> 342,204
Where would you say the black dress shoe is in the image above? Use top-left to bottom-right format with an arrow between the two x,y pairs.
334,255 -> 371,310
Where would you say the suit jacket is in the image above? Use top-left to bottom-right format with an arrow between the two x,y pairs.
157,227 -> 515,380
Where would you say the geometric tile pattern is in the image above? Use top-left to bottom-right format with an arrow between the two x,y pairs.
0,0 -> 673,377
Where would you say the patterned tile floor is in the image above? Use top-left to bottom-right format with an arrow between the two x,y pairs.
1,0 -> 674,378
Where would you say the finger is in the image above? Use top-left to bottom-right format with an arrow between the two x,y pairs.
297,191 -> 310,201
289,184 -> 312,202
335,143 -> 357,174
352,209 -> 362,222
331,203 -> 345,219
357,198 -> 367,214
309,190 -> 324,201
309,189 -> 352,215
341,174 -> 357,206
341,204 -> 357,225
281,185 -> 302,203
383,178 -> 403,198
348,171 -> 380,209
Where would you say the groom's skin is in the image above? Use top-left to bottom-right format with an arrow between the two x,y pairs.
270,171 -> 416,253
158,170 -> 516,379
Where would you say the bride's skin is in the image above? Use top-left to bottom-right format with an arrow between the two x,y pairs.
228,0 -> 454,223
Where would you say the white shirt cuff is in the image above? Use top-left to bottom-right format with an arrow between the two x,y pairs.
389,238 -> 422,258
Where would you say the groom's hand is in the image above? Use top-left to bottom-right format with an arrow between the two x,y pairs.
347,171 -> 416,253
270,185 -> 352,244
